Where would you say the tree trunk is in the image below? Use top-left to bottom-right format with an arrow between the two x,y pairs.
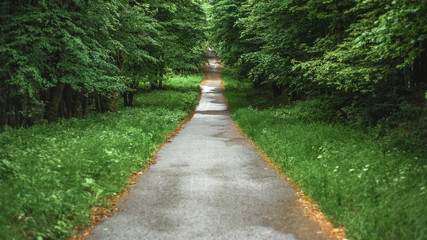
412,45 -> 427,105
158,75 -> 163,89
151,77 -> 158,90
253,79 -> 262,89
13,95 -> 24,126
128,92 -> 134,107
72,92 -> 80,117
123,93 -> 129,107
100,95 -> 110,113
45,82 -> 66,122
95,95 -> 100,112
272,82 -> 282,97
63,85 -> 73,118
0,85 -> 7,127
110,92 -> 119,112
81,94 -> 88,115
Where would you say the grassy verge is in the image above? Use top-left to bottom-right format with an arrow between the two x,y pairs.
0,73 -> 204,240
223,73 -> 427,240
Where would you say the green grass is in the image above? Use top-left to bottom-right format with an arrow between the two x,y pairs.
163,73 -> 205,92
223,73 -> 427,240
0,73 -> 203,239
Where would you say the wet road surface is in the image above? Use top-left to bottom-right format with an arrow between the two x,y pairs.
89,57 -> 332,240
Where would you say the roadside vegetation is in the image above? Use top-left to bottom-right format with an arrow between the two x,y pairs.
223,72 -> 427,240
2,0 -> 426,239
0,0 -> 207,127
0,73 -> 203,240
212,1 -> 426,238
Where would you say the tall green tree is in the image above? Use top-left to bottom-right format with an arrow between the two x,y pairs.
111,1 -> 161,106
0,0 -> 124,125
152,0 -> 207,72
296,0 -> 427,123
299,0 -> 427,96
210,0 -> 426,124
0,0 -> 208,126
236,0 -> 356,97
210,0 -> 257,69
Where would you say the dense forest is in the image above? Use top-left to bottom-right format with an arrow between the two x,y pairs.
0,0 -> 208,127
1,0 -> 427,239
210,1 -> 427,239
2,0 -> 426,140
210,0 -> 427,153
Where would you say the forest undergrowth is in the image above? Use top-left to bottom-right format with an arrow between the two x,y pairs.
0,73 -> 203,240
223,72 -> 427,240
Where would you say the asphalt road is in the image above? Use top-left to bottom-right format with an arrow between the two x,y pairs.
89,57 -> 332,240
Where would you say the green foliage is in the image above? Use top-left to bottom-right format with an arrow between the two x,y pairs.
113,2 -> 161,78
230,0 -> 355,93
222,72 -> 253,112
298,0 -> 427,94
163,73 -> 206,92
210,0 -> 427,126
150,0 -> 208,72
0,73 -> 203,239
224,74 -> 427,240
0,108 -> 178,239
0,0 -> 126,92
0,0 -> 208,126
130,91 -> 199,111
274,98 -> 342,123
210,0 -> 258,68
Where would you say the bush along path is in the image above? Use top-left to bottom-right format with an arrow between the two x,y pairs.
222,73 -> 427,240
0,74 -> 203,240
89,56 -> 342,240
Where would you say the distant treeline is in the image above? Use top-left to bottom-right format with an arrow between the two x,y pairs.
0,0 -> 208,127
210,0 -> 427,127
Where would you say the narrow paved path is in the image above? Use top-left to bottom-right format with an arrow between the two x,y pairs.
90,57 -> 332,240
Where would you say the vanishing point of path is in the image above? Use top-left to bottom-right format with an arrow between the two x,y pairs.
90,56 -> 336,240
